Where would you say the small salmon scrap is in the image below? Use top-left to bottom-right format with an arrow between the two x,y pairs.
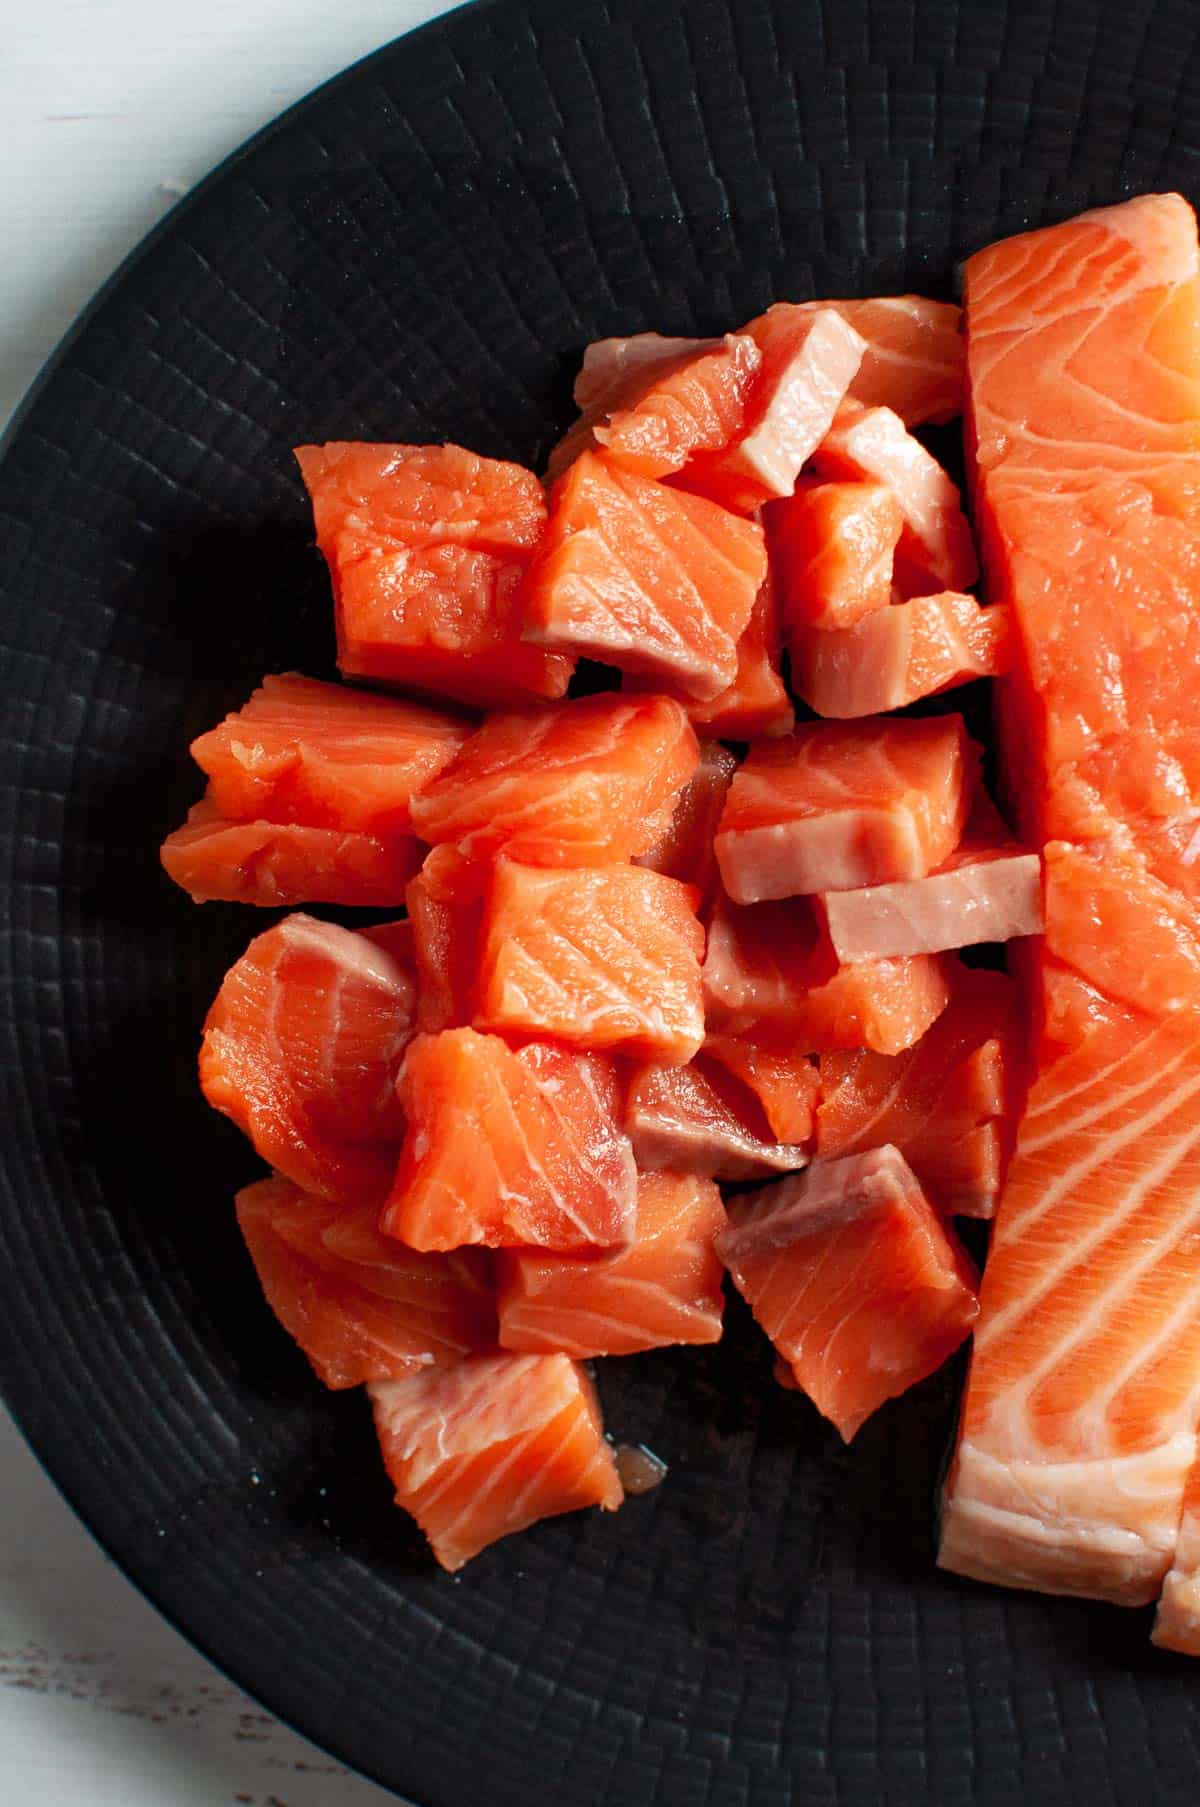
497,1170 -> 727,1357
770,478 -> 903,631
523,451 -> 767,701
714,715 -> 976,903
236,1177 -> 495,1388
476,861 -> 706,1063
792,591 -> 1012,718
296,441 -> 571,707
370,1352 -> 623,1571
409,691 -> 699,865
635,740 -> 738,904
625,1059 -> 809,1180
747,296 -> 964,427
382,1029 -> 636,1252
161,797 -> 425,907
819,792 -> 1043,961
811,401 -> 978,594
703,891 -> 952,1055
816,964 -> 1022,1218
406,845 -> 488,1033
716,1146 -> 979,1440
200,914 -> 414,1206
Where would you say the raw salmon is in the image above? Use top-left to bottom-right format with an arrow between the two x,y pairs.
625,1059 -> 809,1180
523,452 -> 767,701
625,569 -> 794,741
703,891 -> 952,1055
634,740 -> 738,903
702,1031 -> 820,1145
547,334 -> 718,481
236,1177 -> 495,1388
161,797 -> 425,907
940,195 -> 1200,1611
811,401 -> 978,594
406,845 -> 487,1032
189,672 -> 469,834
409,692 -> 699,865
497,1170 -> 727,1356
792,591 -> 1012,718
816,964 -> 1021,1217
370,1352 -> 623,1571
678,307 -> 865,513
591,333 -> 762,478
820,793 -> 1043,961
717,1146 -> 979,1440
770,478 -> 902,631
382,1029 -> 636,1252
476,861 -> 706,1063
295,441 -> 572,707
1154,1458 -> 1200,1653
200,914 -> 414,1206
747,297 -> 964,426
714,716 -> 975,903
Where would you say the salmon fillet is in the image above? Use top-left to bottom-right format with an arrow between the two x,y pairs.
792,591 -> 1012,719
370,1353 -> 623,1571
941,194 -> 1200,1611
161,796 -> 425,906
497,1170 -> 727,1357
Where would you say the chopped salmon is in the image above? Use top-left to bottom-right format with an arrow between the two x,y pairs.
717,1146 -> 979,1440
820,792 -> 1043,961
295,441 -> 572,707
200,914 -> 414,1206
703,891 -> 952,1055
625,1059 -> 809,1180
678,307 -> 865,513
747,297 -> 964,426
770,479 -> 902,630
634,740 -> 738,904
702,1031 -> 820,1145
236,1177 -> 495,1388
409,691 -> 699,865
189,672 -> 469,834
811,401 -> 978,594
382,1030 -> 636,1252
816,964 -> 1022,1217
547,334 -> 723,482
497,1170 -> 727,1356
523,452 -> 767,701
792,591 -> 1012,718
591,333 -> 763,478
476,861 -> 706,1063
714,716 -> 976,903
406,845 -> 487,1032
161,797 -> 425,907
370,1352 -> 623,1571
626,568 -> 793,741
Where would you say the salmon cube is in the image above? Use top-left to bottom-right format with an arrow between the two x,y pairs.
702,891 -> 952,1055
189,673 -> 470,834
746,297 -> 964,427
406,845 -> 488,1032
635,739 -> 738,904
679,307 -> 866,513
201,914 -> 414,1207
715,716 -> 976,903
820,792 -> 1043,961
716,1146 -> 980,1440
625,1059 -> 809,1180
476,861 -> 706,1063
160,797 -> 424,907
236,1177 -> 495,1389
497,1171 -> 726,1356
523,452 -> 767,702
547,333 -> 719,481
409,692 -> 700,865
817,964 -> 1021,1217
592,333 -> 763,478
370,1352 -> 623,1571
295,441 -> 573,707
811,402 -> 977,593
382,1029 -> 636,1252
702,1031 -> 820,1145
793,591 -> 1012,718
771,479 -> 902,630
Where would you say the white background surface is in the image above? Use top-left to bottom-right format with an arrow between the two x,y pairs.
3,3 -> 455,1801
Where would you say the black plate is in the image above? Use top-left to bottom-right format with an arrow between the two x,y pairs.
3,1 -> 1200,1801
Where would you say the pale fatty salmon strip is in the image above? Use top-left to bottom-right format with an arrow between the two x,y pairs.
791,591 -> 1012,719
940,194 -> 1200,1614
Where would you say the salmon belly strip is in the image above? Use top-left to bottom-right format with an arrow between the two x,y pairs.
940,194 -> 1200,1611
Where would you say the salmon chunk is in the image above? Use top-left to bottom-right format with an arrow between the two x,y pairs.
161,797 -> 425,907
792,591 -> 1012,718
771,479 -> 902,630
747,296 -> 964,427
625,1059 -> 809,1180
406,845 -> 488,1033
635,740 -> 738,903
702,1031 -> 820,1145
592,333 -> 763,478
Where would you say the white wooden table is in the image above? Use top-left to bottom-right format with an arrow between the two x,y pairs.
2,4 -> 454,1799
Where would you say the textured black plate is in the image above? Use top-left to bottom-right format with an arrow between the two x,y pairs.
4,1 -> 1200,1801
